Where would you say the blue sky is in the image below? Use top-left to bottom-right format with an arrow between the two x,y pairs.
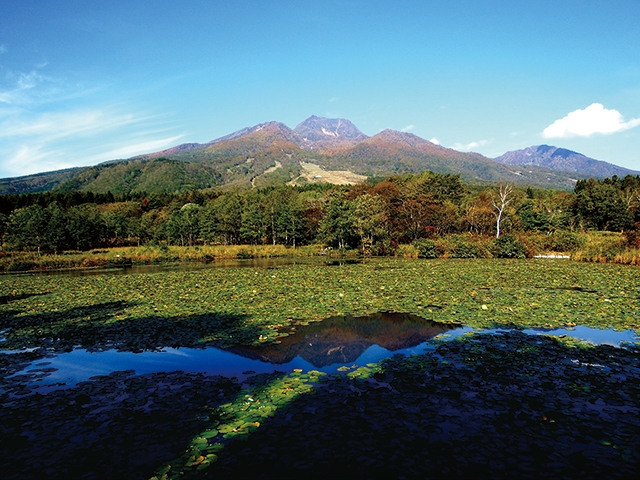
1,0 -> 639,178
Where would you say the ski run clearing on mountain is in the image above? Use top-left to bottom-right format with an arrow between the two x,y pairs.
290,162 -> 367,185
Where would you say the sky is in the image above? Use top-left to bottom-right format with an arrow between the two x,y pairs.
1,0 -> 639,179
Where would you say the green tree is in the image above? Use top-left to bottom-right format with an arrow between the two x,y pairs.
574,178 -> 634,231
318,192 -> 356,249
166,203 -> 201,246
67,204 -> 105,250
4,205 -> 48,253
240,190 -> 269,245
352,193 -> 389,253
43,202 -> 68,253
0,212 -> 7,246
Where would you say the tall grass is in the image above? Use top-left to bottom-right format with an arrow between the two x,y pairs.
1,231 -> 638,273
571,232 -> 639,265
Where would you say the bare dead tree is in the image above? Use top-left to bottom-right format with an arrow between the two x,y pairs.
491,183 -> 514,238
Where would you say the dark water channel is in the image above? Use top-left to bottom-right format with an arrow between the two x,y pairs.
4,312 -> 638,396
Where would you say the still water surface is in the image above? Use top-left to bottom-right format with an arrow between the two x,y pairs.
8,313 -> 638,394
24,256 -> 359,277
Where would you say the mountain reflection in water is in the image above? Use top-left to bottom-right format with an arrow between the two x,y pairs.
226,312 -> 461,368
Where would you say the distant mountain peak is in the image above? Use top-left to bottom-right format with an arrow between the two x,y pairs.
494,145 -> 639,178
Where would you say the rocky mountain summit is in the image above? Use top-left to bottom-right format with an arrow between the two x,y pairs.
293,115 -> 368,150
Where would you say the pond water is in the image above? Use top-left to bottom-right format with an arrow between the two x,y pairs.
5,313 -> 466,393
19,256 -> 360,277
4,312 -> 638,396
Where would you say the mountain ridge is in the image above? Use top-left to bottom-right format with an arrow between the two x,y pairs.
1,116 -> 637,195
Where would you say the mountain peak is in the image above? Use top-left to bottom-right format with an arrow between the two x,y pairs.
494,145 -> 639,178
293,116 -> 368,150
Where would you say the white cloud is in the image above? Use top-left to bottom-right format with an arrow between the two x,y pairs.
16,71 -> 45,89
0,66 -> 62,106
542,103 -> 640,138
401,124 -> 415,132
452,139 -> 490,151
429,137 -> 440,145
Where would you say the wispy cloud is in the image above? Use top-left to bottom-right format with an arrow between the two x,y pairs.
99,135 -> 185,160
0,107 -> 183,176
1,109 -> 139,141
401,124 -> 415,132
542,103 -> 640,138
0,65 -> 63,106
16,70 -> 46,89
0,62 -> 184,177
3,144 -> 67,178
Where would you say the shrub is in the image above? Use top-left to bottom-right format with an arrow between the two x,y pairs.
493,234 -> 526,259
80,257 -> 108,268
7,260 -> 37,272
396,244 -> 418,258
434,237 -> 454,258
412,239 -> 437,258
551,231 -> 584,252
516,233 -> 549,257
237,249 -> 254,259
452,241 -> 480,258
450,235 -> 481,258
372,239 -> 397,256
624,222 -> 640,249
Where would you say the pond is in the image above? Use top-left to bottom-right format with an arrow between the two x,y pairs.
2,258 -> 639,479
4,312 -> 637,396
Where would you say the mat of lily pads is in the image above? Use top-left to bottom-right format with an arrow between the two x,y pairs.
1,259 -> 638,354
2,331 -> 639,479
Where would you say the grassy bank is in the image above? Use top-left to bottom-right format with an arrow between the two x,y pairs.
1,230 -> 638,273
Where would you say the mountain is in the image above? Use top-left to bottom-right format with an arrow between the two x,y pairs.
494,145 -> 640,178
293,115 -> 368,151
0,167 -> 88,195
2,116 -> 634,196
137,121 -> 302,161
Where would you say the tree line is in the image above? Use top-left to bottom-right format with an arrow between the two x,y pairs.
1,172 -> 638,254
